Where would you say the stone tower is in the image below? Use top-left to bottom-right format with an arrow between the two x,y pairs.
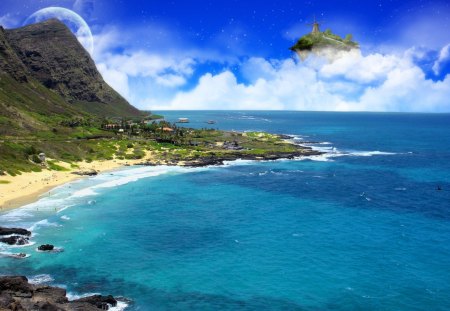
312,21 -> 320,34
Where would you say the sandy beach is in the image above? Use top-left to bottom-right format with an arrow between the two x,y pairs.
0,154 -> 153,211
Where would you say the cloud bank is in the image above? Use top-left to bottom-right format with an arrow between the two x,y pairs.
150,49 -> 450,112
93,28 -> 450,112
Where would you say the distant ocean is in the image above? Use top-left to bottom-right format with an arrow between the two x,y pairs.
1,111 -> 450,310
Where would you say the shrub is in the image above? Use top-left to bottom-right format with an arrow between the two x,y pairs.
31,154 -> 42,163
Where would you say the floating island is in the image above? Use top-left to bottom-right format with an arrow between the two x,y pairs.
289,18 -> 359,60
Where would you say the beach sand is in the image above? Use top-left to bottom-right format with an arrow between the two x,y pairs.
0,154 -> 153,211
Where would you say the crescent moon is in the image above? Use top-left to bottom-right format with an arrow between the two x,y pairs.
24,7 -> 94,55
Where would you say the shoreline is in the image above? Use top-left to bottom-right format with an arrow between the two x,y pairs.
0,139 -> 322,212
0,154 -> 154,211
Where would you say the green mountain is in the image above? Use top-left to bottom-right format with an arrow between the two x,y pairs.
0,19 -> 142,136
0,19 -> 148,175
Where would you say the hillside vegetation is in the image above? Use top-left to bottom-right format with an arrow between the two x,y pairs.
290,29 -> 359,52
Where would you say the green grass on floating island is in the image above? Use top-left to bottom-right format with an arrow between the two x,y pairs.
0,118 -> 317,175
290,29 -> 359,52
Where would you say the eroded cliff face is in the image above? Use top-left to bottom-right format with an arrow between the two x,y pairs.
0,26 -> 28,82
0,19 -> 141,117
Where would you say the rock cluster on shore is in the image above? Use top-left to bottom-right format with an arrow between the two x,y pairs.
72,169 -> 98,176
0,276 -> 119,310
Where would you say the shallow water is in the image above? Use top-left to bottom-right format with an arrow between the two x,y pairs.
1,111 -> 450,310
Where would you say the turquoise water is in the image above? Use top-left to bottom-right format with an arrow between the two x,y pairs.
1,111 -> 450,310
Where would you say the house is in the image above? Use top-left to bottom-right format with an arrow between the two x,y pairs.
104,124 -> 119,129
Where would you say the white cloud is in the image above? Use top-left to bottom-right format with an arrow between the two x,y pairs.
432,43 -> 450,75
150,49 -> 450,112
73,0 -> 94,18
91,22 -> 450,112
320,49 -> 407,83
93,27 -> 197,104
0,13 -> 19,28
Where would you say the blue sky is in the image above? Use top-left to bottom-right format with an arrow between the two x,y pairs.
1,0 -> 450,111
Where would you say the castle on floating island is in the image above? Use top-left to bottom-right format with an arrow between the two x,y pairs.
290,16 -> 359,60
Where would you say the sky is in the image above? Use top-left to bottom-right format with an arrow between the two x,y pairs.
1,0 -> 450,112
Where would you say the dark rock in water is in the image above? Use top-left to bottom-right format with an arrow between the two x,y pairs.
0,276 -> 122,311
0,227 -> 31,236
0,235 -> 29,245
38,244 -> 54,251
0,227 -> 31,246
72,294 -> 117,309
11,253 -> 28,259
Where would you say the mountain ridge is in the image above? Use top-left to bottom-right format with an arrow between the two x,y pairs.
1,18 -> 141,118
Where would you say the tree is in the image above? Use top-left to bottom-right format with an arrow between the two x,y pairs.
344,34 -> 353,42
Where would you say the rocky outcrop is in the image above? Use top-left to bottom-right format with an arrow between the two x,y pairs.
0,227 -> 31,236
0,276 -> 120,310
0,235 -> 29,246
0,227 -> 31,246
72,169 -> 98,176
140,148 -> 323,168
72,295 -> 117,309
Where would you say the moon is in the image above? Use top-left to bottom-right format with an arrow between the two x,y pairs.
24,7 -> 94,55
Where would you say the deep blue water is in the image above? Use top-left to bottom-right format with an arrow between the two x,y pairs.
1,111 -> 450,310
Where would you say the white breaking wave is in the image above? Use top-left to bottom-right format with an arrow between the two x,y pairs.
110,301 -> 129,311
0,252 -> 31,258
28,219 -> 62,231
8,241 -> 36,249
67,293 -> 129,310
0,165 -> 195,228
349,150 -> 397,156
28,274 -> 54,284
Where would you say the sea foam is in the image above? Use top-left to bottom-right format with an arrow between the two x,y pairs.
28,274 -> 54,285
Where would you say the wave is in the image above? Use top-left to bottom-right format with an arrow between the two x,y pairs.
286,134 -> 398,160
28,274 -> 54,284
348,150 -> 397,157
36,246 -> 64,253
60,215 -> 70,220
0,252 -> 30,259
110,301 -> 129,311
67,293 -> 129,310
0,166 -> 194,228
8,241 -> 36,249
56,205 -> 75,214
0,210 -> 34,222
28,219 -> 62,231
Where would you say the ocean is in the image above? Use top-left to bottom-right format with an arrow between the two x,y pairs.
1,111 -> 450,310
